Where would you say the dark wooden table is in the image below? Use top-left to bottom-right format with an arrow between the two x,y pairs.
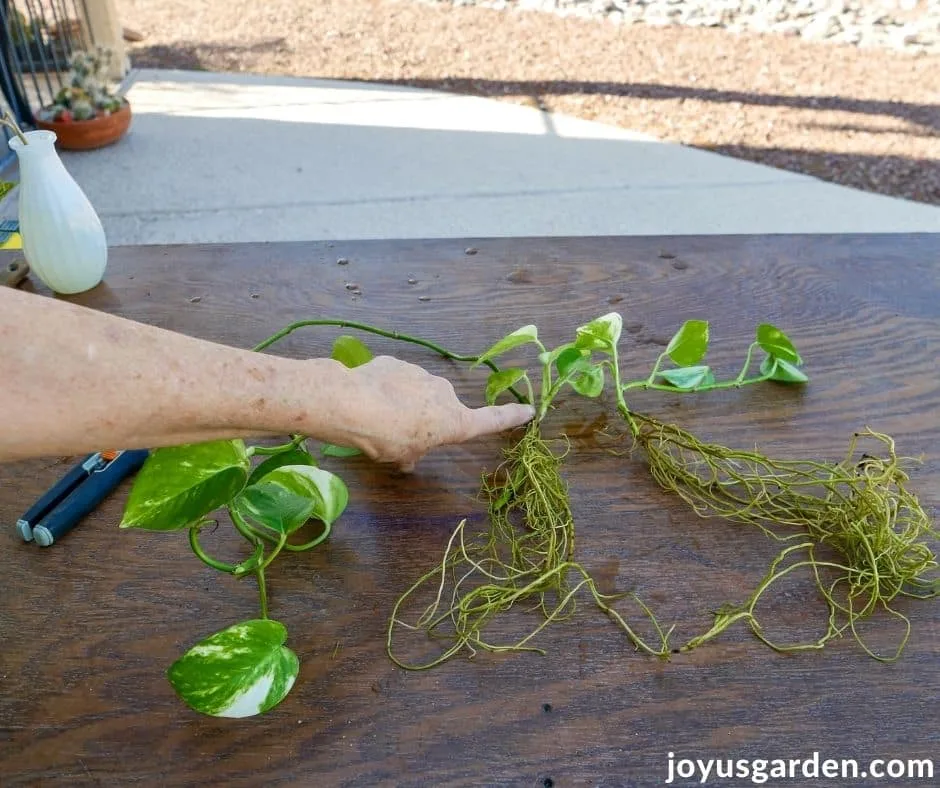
1,235 -> 938,787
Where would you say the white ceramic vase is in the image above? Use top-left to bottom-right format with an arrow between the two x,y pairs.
9,130 -> 107,294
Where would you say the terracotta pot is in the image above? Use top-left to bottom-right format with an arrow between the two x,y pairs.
35,101 -> 132,151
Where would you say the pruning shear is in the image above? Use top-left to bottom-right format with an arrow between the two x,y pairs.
16,449 -> 150,546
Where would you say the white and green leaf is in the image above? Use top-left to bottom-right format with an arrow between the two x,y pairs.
485,368 -> 528,406
665,320 -> 709,366
574,313 -> 623,354
472,325 -> 541,368
235,464 -> 348,534
120,440 -> 250,531
168,619 -> 298,718
657,365 -> 713,391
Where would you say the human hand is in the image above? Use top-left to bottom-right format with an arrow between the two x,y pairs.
328,355 -> 535,472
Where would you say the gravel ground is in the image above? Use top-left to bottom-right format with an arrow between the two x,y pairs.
116,0 -> 940,206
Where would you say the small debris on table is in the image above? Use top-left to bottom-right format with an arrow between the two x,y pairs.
465,247 -> 478,256
418,295 -> 431,302
345,282 -> 360,291
407,277 -> 418,285
189,296 -> 202,303
658,250 -> 676,259
337,257 -> 349,265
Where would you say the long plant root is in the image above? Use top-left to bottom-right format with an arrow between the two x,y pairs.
387,422 -> 672,669
632,413 -> 939,660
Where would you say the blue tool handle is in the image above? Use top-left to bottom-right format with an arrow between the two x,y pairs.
16,454 -> 99,541
32,450 -> 149,547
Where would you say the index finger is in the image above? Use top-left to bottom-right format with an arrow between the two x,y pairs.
459,403 -> 536,441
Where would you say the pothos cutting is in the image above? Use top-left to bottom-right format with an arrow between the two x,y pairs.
118,313 -> 939,718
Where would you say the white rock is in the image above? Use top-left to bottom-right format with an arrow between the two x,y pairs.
831,29 -> 862,44
442,0 -> 940,54
898,25 -> 921,46
801,12 -> 842,39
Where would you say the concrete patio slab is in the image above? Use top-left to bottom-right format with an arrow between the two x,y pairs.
9,69 -> 940,243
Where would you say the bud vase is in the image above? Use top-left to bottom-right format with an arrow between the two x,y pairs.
8,130 -> 107,294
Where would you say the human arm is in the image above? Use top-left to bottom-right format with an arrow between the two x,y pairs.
0,287 -> 534,469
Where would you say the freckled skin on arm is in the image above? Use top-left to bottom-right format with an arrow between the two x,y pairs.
0,288 -> 534,470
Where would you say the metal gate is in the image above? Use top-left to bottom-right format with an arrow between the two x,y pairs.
0,0 -> 95,168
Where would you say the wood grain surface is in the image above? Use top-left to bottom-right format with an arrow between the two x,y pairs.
1,235 -> 938,788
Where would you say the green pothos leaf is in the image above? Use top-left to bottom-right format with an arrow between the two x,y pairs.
331,335 -> 373,369
665,320 -> 709,366
761,356 -> 809,384
234,464 -> 348,534
485,368 -> 528,405
473,325 -> 540,368
247,447 -> 317,487
167,619 -> 298,718
756,324 -> 803,366
538,342 -> 580,369
566,360 -> 605,397
658,365 -> 712,390
326,336 -> 369,453
574,312 -> 623,353
120,440 -> 250,531
555,346 -> 588,378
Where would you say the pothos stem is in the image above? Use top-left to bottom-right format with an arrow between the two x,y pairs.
228,508 -> 273,618
284,521 -> 333,552
249,434 -> 306,456
610,343 -> 640,438
188,521 -> 238,574
256,566 -> 269,619
230,508 -> 264,545
251,318 -> 528,405
622,374 -> 773,395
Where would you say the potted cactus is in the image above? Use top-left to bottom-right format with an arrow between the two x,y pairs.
35,47 -> 131,151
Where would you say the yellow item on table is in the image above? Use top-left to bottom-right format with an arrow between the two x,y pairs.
0,232 -> 22,250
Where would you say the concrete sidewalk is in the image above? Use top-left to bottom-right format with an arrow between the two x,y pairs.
10,69 -> 940,243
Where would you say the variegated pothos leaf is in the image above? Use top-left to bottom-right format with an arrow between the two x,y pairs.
167,619 -> 298,718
